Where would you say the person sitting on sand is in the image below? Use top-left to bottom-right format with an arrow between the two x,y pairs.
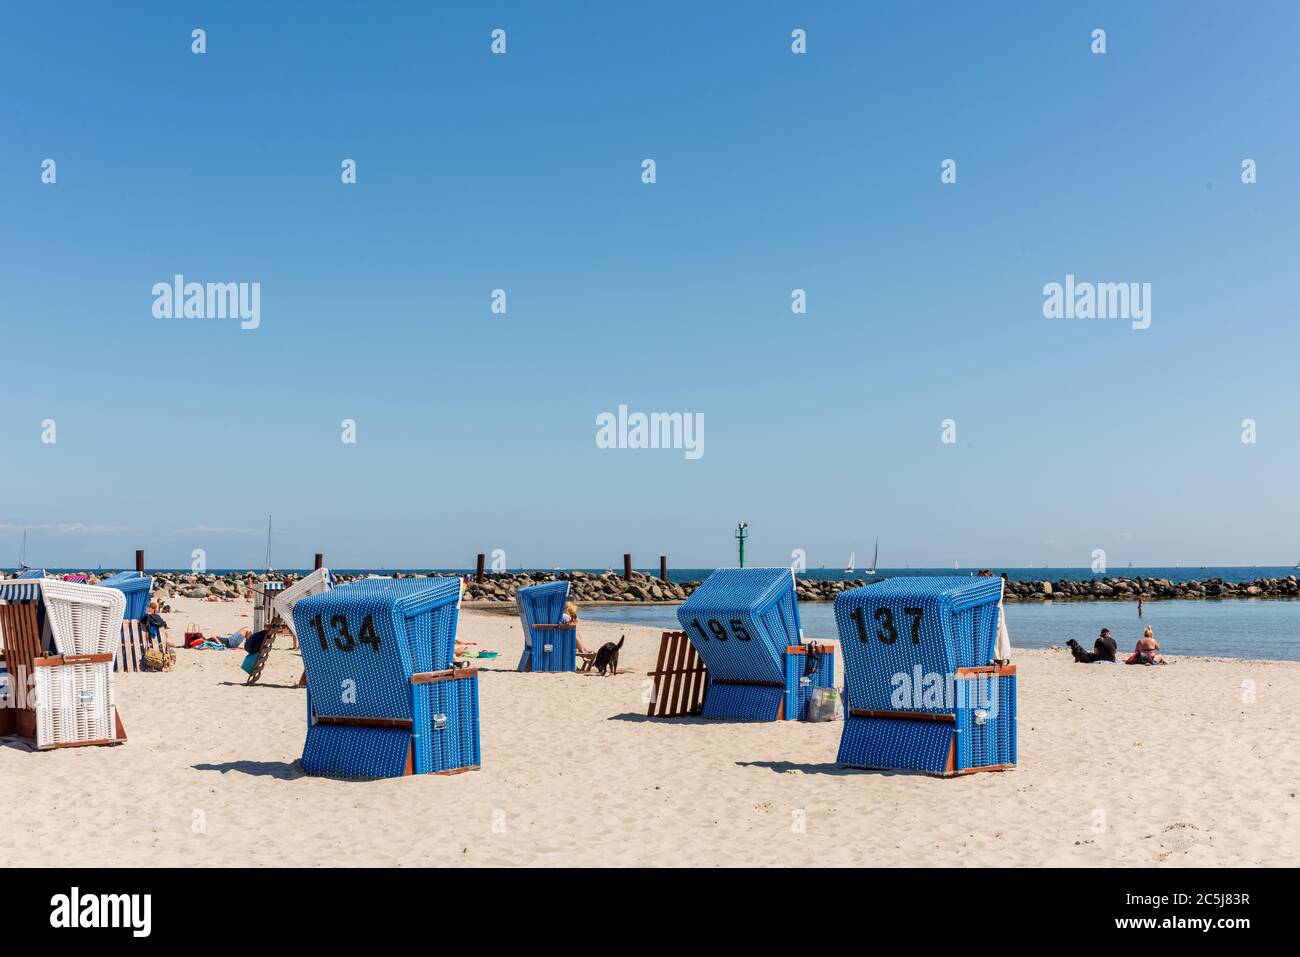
1125,626 -> 1166,665
562,601 -> 598,672
1067,627 -> 1118,663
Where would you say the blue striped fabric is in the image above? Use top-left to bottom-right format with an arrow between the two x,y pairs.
0,581 -> 43,603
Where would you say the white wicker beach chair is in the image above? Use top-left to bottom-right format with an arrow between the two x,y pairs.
5,579 -> 127,749
271,568 -> 332,641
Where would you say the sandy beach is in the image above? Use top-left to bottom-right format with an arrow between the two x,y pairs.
1,593 -> 1296,868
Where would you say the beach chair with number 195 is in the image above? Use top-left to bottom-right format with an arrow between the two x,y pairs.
675,567 -> 835,721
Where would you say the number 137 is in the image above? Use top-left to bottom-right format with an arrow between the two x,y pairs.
849,606 -> 924,645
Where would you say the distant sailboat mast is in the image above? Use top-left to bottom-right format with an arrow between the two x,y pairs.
866,538 -> 878,575
264,515 -> 273,572
18,530 -> 28,571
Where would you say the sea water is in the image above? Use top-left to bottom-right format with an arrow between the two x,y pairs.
583,598 -> 1300,662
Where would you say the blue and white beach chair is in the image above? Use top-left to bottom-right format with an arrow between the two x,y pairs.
98,570 -> 154,621
252,579 -> 286,633
675,568 -> 835,721
834,576 -> 1016,775
515,581 -> 577,672
292,576 -> 480,778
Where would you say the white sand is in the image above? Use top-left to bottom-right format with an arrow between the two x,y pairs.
1,594 -> 1297,867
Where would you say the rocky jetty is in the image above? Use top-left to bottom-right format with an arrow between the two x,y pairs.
7,570 -> 1298,604
1000,575 -> 1300,602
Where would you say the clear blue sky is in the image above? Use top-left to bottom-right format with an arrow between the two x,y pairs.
1,2 -> 1297,570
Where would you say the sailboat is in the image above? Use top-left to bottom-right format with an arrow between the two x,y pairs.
263,515 -> 274,572
844,549 -> 855,575
17,530 -> 30,572
953,560 -> 960,571
865,538 -> 878,575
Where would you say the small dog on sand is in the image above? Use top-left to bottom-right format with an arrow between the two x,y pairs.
593,635 -> 625,676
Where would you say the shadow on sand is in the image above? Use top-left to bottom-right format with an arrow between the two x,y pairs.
605,712 -> 715,725
192,760 -> 305,780
738,759 -> 928,778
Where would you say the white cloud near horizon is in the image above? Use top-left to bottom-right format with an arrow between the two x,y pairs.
176,525 -> 262,534
0,522 -> 128,534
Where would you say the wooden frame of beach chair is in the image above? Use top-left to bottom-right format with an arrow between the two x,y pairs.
293,577 -> 480,778
1,580 -> 127,749
515,581 -> 578,672
646,631 -> 707,717
675,568 -> 834,721
115,621 -> 173,673
834,577 -> 1016,776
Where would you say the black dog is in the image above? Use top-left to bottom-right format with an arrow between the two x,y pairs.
593,635 -> 625,676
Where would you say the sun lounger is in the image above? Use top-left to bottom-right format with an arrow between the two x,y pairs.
0,579 -> 127,749
834,576 -> 1016,775
292,576 -> 479,778
515,581 -> 577,672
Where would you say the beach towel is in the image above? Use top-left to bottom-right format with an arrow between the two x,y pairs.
995,598 -> 1013,661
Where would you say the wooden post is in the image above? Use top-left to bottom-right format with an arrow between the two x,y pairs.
135,550 -> 145,573
660,555 -> 668,581
476,553 -> 485,583
623,554 -> 633,580
314,553 -> 324,571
